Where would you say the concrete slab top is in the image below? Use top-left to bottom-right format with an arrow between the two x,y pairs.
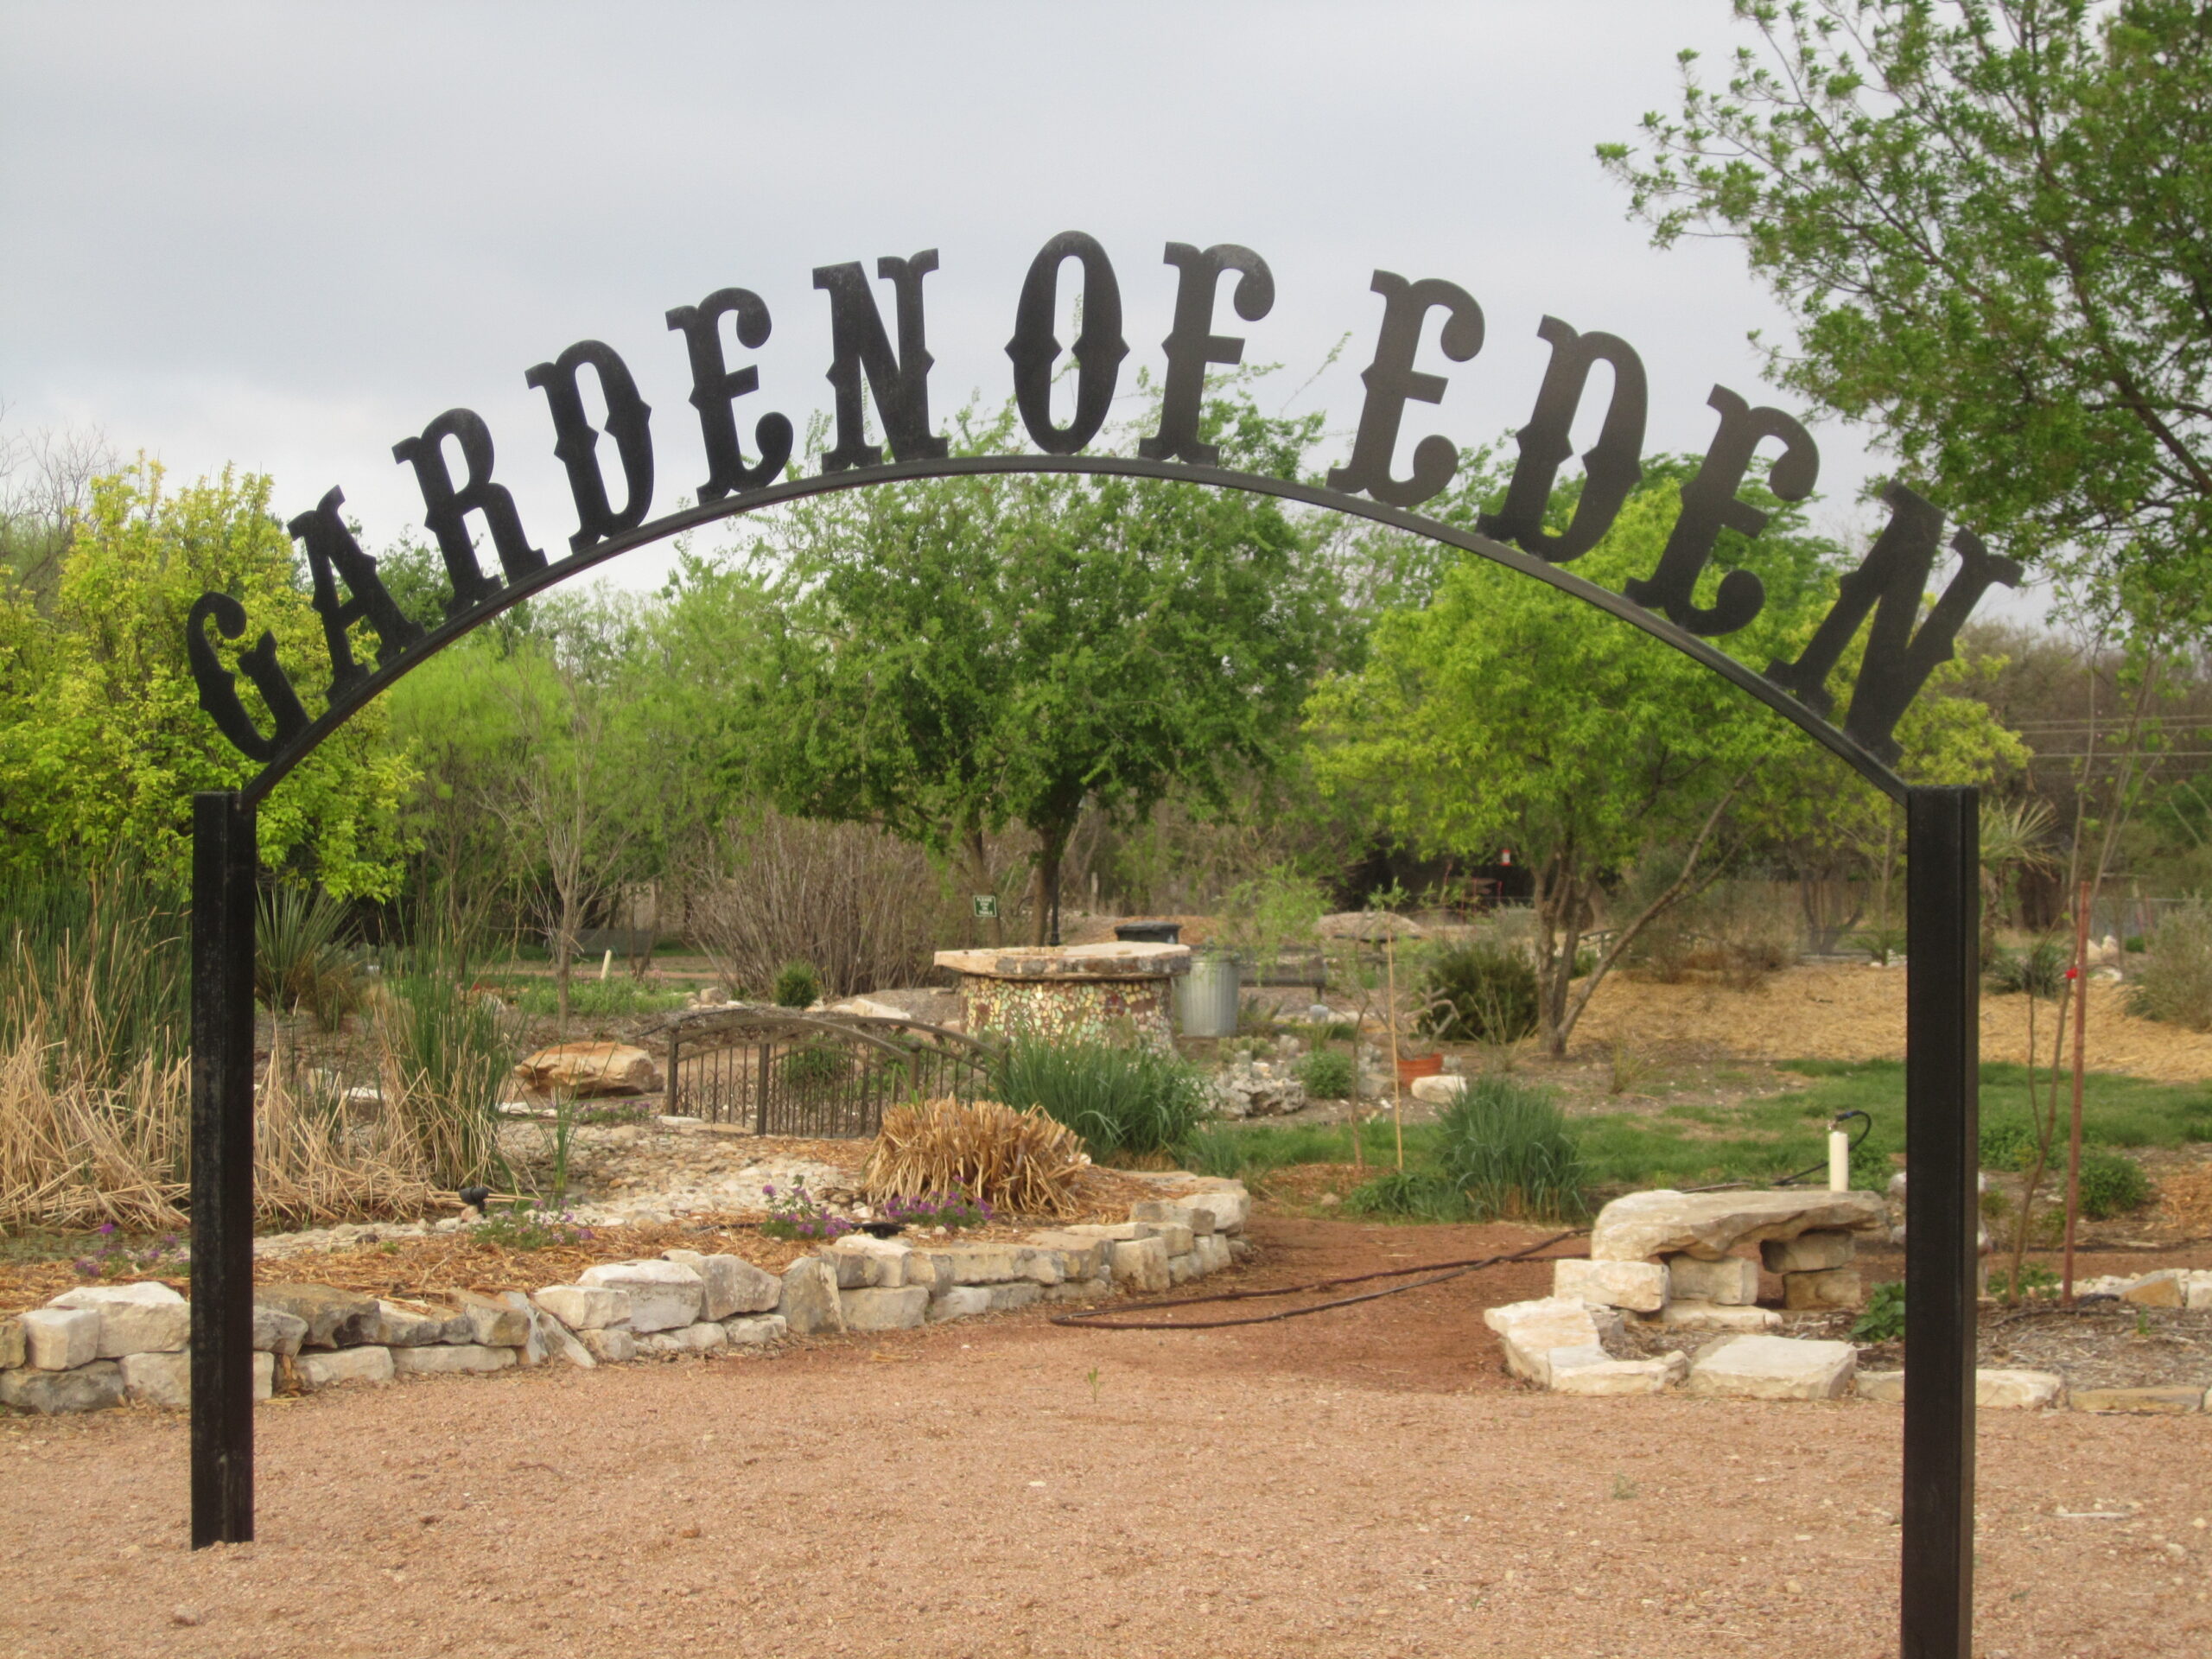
932,942 -> 1192,980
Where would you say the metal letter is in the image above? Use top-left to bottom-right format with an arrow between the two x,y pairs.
665,287 -> 792,500
1006,231 -> 1128,455
812,251 -> 950,471
289,486 -> 424,699
1902,784 -> 1979,1659
190,789 -> 257,1547
1137,242 -> 1274,466
391,408 -> 546,618
525,340 -> 655,553
1623,385 -> 1817,636
1325,270 -> 1484,509
1478,315 -> 1647,563
1765,482 -> 2021,764
187,593 -> 310,763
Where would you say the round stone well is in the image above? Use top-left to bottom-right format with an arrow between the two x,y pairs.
932,942 -> 1191,1051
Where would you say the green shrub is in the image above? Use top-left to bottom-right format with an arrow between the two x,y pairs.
1989,1261 -> 2058,1299
2128,899 -> 2212,1030
256,884 -> 361,1029
989,1037 -> 1210,1159
1344,1169 -> 1470,1222
2075,1149 -> 2151,1218
1852,1280 -> 1905,1342
779,1042 -> 849,1090
1296,1046 -> 1357,1100
1433,1074 -> 1586,1222
1980,1118 -> 2043,1171
2124,934 -> 2148,955
772,962 -> 822,1008
1985,939 -> 2068,999
1417,944 -> 1539,1044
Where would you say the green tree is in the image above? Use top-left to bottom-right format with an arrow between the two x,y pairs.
709,396 -> 1346,943
0,461 -> 415,897
1600,0 -> 2212,632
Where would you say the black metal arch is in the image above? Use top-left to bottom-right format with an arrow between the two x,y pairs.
238,452 -> 1916,806
186,452 -> 1985,1659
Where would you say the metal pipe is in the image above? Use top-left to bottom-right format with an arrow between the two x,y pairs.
1902,785 -> 1980,1658
189,791 -> 257,1548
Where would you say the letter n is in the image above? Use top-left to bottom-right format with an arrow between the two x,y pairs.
811,251 -> 950,471
1764,482 -> 2021,763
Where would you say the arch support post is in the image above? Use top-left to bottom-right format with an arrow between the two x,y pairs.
190,790 -> 257,1548
1902,785 -> 1979,1658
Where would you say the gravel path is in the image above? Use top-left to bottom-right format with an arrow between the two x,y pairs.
5,1219 -> 2209,1658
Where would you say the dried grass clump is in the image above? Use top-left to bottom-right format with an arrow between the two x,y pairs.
0,1026 -> 436,1234
862,1096 -> 1087,1219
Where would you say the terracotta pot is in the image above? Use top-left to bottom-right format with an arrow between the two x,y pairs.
1394,1052 -> 1444,1084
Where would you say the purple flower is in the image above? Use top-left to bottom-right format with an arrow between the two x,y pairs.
97,1222 -> 118,1236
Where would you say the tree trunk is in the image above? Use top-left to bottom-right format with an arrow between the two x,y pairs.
1031,823 -> 1072,947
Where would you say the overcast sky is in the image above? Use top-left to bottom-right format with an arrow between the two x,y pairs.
5,2 -> 2030,610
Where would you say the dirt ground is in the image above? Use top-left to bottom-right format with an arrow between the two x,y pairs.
6,1217 -> 2210,1659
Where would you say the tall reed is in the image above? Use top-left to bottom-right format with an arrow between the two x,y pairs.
372,920 -> 518,1187
1433,1074 -> 1588,1223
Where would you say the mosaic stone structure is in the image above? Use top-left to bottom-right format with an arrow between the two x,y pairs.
933,942 -> 1190,1052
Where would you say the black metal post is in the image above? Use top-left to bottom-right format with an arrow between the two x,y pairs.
1902,785 -> 1979,1658
190,790 -> 257,1548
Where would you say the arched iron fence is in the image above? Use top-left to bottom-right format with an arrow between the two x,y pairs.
652,1005 -> 996,1139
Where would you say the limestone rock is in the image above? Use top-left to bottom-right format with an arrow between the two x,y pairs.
1046,1278 -> 1112,1302
824,1236 -> 910,1290
671,1321 -> 728,1354
21,1307 -> 100,1370
252,1305 -> 308,1355
1174,1185 -> 1250,1234
296,1345 -> 395,1390
841,1287 -> 930,1332
255,1284 -> 380,1349
48,1281 -> 189,1357
391,1343 -> 516,1376
1590,1188 -> 1885,1262
1781,1268 -> 1864,1312
578,1326 -> 636,1363
1,1359 -> 124,1414
1976,1369 -> 2065,1410
370,1299 -> 460,1347
927,1287 -> 991,1322
721,1315 -> 786,1346
818,1249 -> 873,1289
1021,1232 -> 1111,1280
512,1041 -> 662,1097
2119,1270 -> 2185,1308
1761,1230 -> 1856,1274
931,1243 -> 1024,1285
578,1260 -> 704,1332
452,1288 -> 531,1346
1192,1234 -> 1232,1275
1552,1259 -> 1669,1313
1551,1351 -> 1688,1396
1108,1236 -> 1170,1294
988,1281 -> 1043,1311
2069,1386 -> 2202,1414
1132,1198 -> 1216,1236
1666,1255 -> 1759,1306
118,1350 -> 274,1408
0,1317 -> 22,1370
532,1285 -> 632,1332
2190,1271 -> 2212,1313
1688,1335 -> 1856,1401
698,1254 -> 781,1319
1167,1253 -> 1197,1286
777,1257 -> 846,1336
1647,1300 -> 1780,1333
1207,1057 -> 1306,1119
1856,1370 -> 1906,1403
1483,1297 -> 1604,1387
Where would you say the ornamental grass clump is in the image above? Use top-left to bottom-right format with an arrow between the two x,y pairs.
863,1096 -> 1087,1219
1434,1073 -> 1588,1223
988,1036 -> 1210,1160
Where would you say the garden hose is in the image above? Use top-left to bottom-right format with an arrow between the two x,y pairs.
1048,1230 -> 1581,1331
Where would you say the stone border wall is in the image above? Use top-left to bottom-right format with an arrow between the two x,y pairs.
0,1184 -> 1250,1416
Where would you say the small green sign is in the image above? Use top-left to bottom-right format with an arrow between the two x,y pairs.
971,893 -> 999,918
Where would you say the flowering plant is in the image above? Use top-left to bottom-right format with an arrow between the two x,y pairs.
757,1184 -> 854,1242
73,1224 -> 181,1281
476,1204 -> 592,1249
876,1191 -> 993,1231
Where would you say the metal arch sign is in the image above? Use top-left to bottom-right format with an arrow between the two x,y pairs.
179,232 -> 1995,1659
184,231 -> 2018,804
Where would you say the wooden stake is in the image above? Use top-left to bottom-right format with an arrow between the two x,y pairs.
1386,929 -> 1404,1171
2062,880 -> 2091,1305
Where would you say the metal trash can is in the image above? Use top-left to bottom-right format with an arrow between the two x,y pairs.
1176,950 -> 1241,1038
1115,920 -> 1182,944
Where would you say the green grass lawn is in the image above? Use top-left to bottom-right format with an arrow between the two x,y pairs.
1180,1060 -> 2212,1197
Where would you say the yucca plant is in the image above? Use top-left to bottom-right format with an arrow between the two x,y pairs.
256,884 -> 360,1030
